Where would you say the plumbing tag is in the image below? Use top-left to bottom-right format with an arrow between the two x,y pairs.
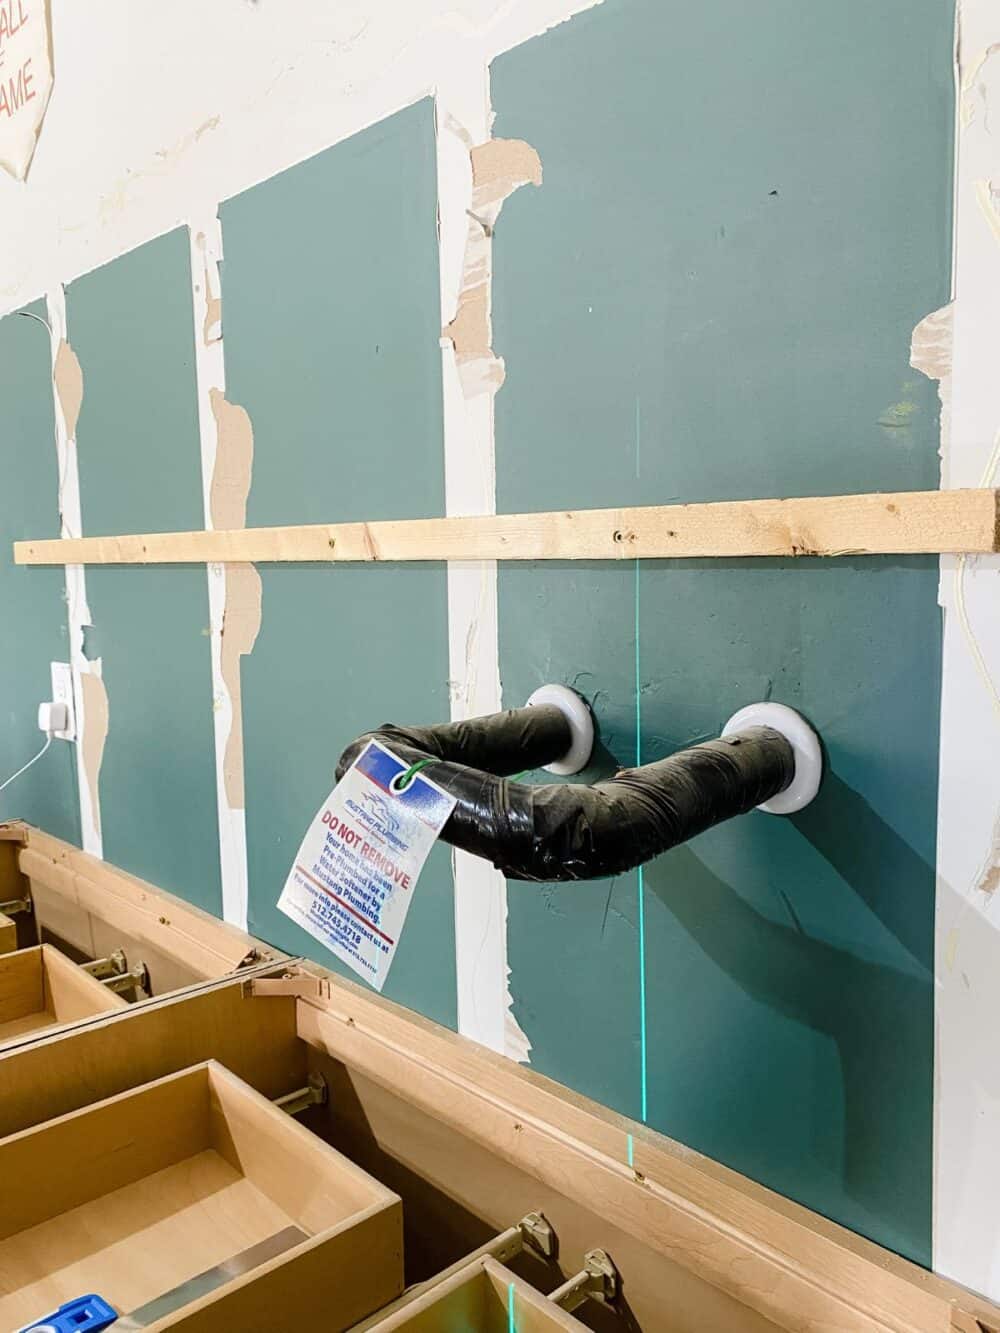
277,741 -> 456,991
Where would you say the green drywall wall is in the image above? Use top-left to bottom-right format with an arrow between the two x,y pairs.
72,229 -> 205,538
0,304 -> 79,842
500,566 -> 642,1116
69,230 -> 222,913
221,101 -> 456,1028
492,0 -> 950,1264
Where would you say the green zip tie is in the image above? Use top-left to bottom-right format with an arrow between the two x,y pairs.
391,757 -> 438,793
394,759 -> 535,793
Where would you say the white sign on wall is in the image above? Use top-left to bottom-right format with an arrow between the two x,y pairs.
0,0 -> 52,181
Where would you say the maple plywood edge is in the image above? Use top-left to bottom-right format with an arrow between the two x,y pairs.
291,967 -> 1000,1333
154,1207 -> 403,1333
205,1059 -> 401,1228
0,946 -> 44,1026
0,831 -> 35,952
356,1254 -> 588,1331
0,913 -> 16,955
0,944 -> 126,1046
16,825 -> 287,982
40,943 -> 129,1021
0,831 -> 29,900
0,974 -> 307,1138
0,831 -> 995,1331
12,489 -> 1000,565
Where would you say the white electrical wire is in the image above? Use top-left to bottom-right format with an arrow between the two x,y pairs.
0,734 -> 53,797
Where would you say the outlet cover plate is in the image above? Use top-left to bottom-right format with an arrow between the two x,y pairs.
50,662 -> 76,742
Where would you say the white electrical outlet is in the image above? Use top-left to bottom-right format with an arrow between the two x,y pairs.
49,662 -> 77,741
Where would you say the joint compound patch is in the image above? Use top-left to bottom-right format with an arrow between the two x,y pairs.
209,388 -> 254,530
207,387 -> 261,809
278,742 -> 456,991
219,563 -> 261,808
53,338 -> 83,441
910,302 -> 953,463
443,137 -> 541,396
79,671 -> 108,840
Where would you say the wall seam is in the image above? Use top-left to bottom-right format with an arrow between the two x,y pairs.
45,285 -> 104,857
435,54 -> 530,1061
932,0 -> 1000,1297
188,217 -> 253,930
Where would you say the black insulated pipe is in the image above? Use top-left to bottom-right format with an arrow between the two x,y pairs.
335,704 -> 796,883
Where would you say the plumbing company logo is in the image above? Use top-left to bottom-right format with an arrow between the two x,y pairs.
346,789 -> 407,852
352,741 -> 456,832
361,790 -> 401,838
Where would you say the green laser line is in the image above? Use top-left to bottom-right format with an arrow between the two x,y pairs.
635,557 -> 648,1125
508,1280 -> 516,1333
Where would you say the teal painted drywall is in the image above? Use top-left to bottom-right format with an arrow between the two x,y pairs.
492,0 -> 950,1264
500,565 -> 642,1114
221,101 -> 456,1029
69,231 -> 222,913
73,228 -> 204,537
222,102 -> 446,528
0,305 -> 79,842
75,566 -> 222,913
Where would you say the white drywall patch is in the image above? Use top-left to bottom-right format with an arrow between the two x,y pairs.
436,52 -> 530,1062
189,220 -> 256,931
0,0 -> 53,181
45,287 -> 104,856
935,0 -> 1000,1299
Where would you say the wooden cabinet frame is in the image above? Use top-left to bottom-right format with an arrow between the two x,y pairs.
1,820 -> 997,1333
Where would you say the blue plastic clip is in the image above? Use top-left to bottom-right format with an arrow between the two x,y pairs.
17,1294 -> 118,1332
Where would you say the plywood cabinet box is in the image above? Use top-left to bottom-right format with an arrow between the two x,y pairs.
0,910 -> 16,955
2,820 -> 1000,1333
358,1255 -> 588,1330
0,942 -> 126,1043
0,1061 -> 402,1331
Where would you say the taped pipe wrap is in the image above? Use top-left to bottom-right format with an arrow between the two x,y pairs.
336,706 -> 795,882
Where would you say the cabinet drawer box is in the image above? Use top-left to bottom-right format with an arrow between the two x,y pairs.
0,911 -> 16,955
0,944 -> 126,1043
0,1061 -> 402,1332
362,1256 -> 588,1331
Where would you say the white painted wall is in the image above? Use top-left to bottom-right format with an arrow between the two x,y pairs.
933,0 -> 1000,1301
1,0 -> 597,311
